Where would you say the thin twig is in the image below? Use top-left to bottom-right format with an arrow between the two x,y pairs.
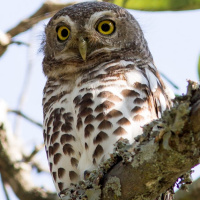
11,40 -> 30,46
24,144 -> 44,162
160,71 -> 179,90
8,109 -> 42,128
23,144 -> 48,173
32,160 -> 49,173
14,28 -> 36,135
0,174 -> 10,200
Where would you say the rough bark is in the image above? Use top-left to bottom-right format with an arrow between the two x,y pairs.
0,77 -> 200,200
98,81 -> 200,200
61,80 -> 195,200
174,178 -> 200,200
56,81 -> 200,200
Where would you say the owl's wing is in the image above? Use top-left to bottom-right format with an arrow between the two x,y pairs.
143,63 -> 173,118
125,61 -> 173,121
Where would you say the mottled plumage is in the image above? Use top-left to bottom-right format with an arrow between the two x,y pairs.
42,2 -> 173,194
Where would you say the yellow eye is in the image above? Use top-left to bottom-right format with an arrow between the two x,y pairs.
57,26 -> 70,41
97,20 -> 115,35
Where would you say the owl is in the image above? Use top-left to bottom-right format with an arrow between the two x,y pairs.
42,1 -> 173,195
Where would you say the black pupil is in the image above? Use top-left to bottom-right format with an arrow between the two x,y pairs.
101,23 -> 110,32
61,29 -> 69,37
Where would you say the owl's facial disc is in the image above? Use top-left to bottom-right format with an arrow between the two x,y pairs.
49,10 -> 121,62
42,2 -> 154,80
43,3 -> 152,78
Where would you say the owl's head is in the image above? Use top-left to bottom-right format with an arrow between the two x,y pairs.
42,2 -> 152,79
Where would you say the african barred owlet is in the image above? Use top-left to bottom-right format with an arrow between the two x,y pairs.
42,1 -> 173,195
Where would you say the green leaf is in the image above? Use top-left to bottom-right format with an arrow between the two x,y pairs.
198,54 -> 200,80
107,0 -> 200,11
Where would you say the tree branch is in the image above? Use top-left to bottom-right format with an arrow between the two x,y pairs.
1,79 -> 200,200
0,1 -> 78,57
98,81 -> 200,199
0,73 -> 200,200
0,100 -> 58,200
174,177 -> 200,200
60,81 -> 200,200
100,81 -> 200,200
6,1 -> 78,38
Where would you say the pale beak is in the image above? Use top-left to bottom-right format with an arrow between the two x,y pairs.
78,36 -> 87,61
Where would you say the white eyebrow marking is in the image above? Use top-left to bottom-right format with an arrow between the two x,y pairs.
52,16 -> 77,33
85,10 -> 116,30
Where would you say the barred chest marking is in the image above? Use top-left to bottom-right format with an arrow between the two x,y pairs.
43,60 -> 170,192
